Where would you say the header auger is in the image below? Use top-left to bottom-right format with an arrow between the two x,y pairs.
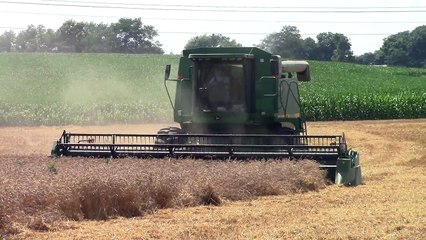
52,47 -> 362,186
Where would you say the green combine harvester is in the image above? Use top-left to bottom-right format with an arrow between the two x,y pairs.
52,47 -> 362,186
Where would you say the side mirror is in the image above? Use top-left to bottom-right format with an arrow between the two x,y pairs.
270,55 -> 282,78
165,64 -> 171,80
271,60 -> 279,78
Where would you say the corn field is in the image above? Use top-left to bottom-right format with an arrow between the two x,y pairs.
0,53 -> 424,126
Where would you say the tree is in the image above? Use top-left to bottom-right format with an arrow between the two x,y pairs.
303,37 -> 317,59
408,25 -> 426,67
33,25 -> 58,52
378,25 -> 426,67
316,32 -> 336,60
380,31 -> 410,66
184,34 -> 242,49
81,22 -> 114,53
355,52 -> 376,65
333,35 -> 353,62
259,25 -> 305,59
0,30 -> 16,52
3,25 -> 56,52
58,20 -> 88,52
41,28 -> 59,52
316,32 -> 353,62
15,25 -> 38,52
110,18 -> 163,54
373,50 -> 385,65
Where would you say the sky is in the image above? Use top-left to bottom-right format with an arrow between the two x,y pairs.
0,0 -> 425,55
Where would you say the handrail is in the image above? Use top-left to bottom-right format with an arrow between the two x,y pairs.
164,78 -> 176,111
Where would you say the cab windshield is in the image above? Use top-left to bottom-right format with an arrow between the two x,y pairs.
195,61 -> 246,113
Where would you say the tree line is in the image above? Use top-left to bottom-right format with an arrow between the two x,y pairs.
0,18 -> 424,67
357,25 -> 426,67
0,18 -> 163,54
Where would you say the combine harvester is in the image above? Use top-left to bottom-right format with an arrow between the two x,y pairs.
51,47 -> 362,186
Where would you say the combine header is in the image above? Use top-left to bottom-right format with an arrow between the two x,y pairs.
52,47 -> 362,186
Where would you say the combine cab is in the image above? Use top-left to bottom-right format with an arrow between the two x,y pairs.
52,47 -> 362,186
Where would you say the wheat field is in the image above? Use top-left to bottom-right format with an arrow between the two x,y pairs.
0,119 -> 425,239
